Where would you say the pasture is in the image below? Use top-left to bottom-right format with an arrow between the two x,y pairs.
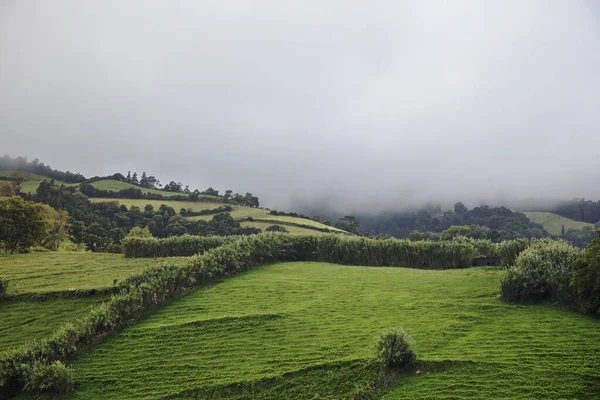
0,252 -> 184,353
68,262 -> 600,399
0,171 -> 76,194
89,179 -> 220,201
90,198 -> 342,233
525,211 -> 595,236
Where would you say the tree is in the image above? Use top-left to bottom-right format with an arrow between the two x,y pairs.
454,202 -> 467,215
440,225 -> 472,240
336,216 -> 359,234
126,171 -> 132,183
41,205 -> 69,251
224,190 -> 233,202
131,172 -> 139,185
139,172 -> 148,188
202,187 -> 219,196
0,196 -> 50,253
0,181 -> 15,197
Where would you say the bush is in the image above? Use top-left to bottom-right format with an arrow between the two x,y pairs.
572,230 -> 600,315
0,277 -> 8,298
24,360 -> 74,397
375,327 -> 416,369
501,239 -> 580,304
122,235 -> 234,257
265,225 -> 289,233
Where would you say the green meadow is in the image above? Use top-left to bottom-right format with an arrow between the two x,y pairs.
65,262 -> 599,399
525,211 -> 595,236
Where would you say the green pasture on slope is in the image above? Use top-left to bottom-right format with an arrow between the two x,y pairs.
0,170 -> 76,194
0,252 -> 187,295
70,262 -> 600,399
525,211 -> 595,235
90,197 -> 342,233
89,179 -> 221,201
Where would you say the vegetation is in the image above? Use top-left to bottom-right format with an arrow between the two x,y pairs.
123,235 -> 233,258
328,202 -> 549,240
501,239 -> 581,305
264,224 -> 289,233
375,327 -> 416,370
552,198 -> 600,224
69,262 -> 600,399
0,197 -> 51,253
24,360 -> 74,398
572,230 -> 600,315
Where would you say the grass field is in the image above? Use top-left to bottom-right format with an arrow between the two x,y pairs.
68,262 -> 600,399
0,296 -> 108,352
525,211 -> 595,236
89,179 -> 221,201
90,198 -> 343,233
0,170 -> 76,194
0,252 -> 187,295
0,253 -> 186,354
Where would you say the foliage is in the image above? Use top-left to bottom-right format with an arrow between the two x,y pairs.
375,327 -> 416,369
265,225 -> 289,233
179,205 -> 232,217
331,203 -> 548,240
440,225 -> 472,240
0,196 -> 51,253
126,226 -> 153,238
0,155 -> 86,183
0,180 -> 16,197
572,230 -> 600,315
40,205 -> 69,251
24,360 -> 74,397
552,198 -> 600,224
335,215 -> 359,234
497,239 -> 530,267
501,239 -> 581,304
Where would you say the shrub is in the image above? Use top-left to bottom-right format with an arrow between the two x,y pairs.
265,225 -> 289,233
24,360 -> 74,397
375,327 -> 416,369
0,277 -> 8,298
126,226 -> 153,238
498,239 -> 530,267
501,239 -> 580,304
572,230 -> 600,315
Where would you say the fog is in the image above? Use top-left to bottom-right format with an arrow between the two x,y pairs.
1,0 -> 599,212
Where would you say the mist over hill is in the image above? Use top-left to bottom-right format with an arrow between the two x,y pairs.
2,1 -> 600,210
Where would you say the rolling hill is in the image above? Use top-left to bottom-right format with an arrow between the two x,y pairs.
0,170 -> 77,194
91,198 -> 345,234
524,212 -> 595,236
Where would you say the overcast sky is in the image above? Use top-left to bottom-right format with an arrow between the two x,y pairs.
1,1 -> 599,211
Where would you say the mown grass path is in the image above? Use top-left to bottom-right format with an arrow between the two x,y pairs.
68,262 -> 600,399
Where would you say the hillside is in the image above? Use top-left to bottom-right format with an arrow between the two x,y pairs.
91,198 -> 345,234
524,212 -> 595,236
88,179 -> 220,200
69,262 -> 600,399
0,170 -> 77,194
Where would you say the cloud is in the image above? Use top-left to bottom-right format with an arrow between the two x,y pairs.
1,0 -> 599,211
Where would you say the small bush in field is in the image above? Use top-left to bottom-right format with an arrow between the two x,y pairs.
265,225 -> 289,233
375,327 -> 416,369
25,360 -> 74,397
0,277 -> 8,298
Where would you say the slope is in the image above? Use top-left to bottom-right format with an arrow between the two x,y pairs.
525,211 -> 595,236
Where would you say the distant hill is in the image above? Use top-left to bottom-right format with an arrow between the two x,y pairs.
92,198 -> 345,234
88,179 -> 221,201
0,170 -> 78,194
524,212 -> 595,236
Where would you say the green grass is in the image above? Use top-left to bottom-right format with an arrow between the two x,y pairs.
0,252 -> 187,295
91,198 -> 343,233
0,170 -> 76,194
0,296 -> 109,352
69,262 -> 600,399
240,221 -> 330,235
89,179 -> 220,200
525,211 -> 595,235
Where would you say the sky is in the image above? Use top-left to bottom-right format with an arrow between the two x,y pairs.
1,0 -> 599,212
